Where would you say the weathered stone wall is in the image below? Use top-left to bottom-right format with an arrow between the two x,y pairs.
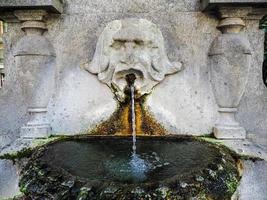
0,0 -> 266,144
0,23 -> 27,147
46,0 -> 219,135
0,159 -> 19,198
237,19 -> 267,142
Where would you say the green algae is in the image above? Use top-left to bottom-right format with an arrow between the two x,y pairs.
0,136 -> 66,162
0,148 -> 33,162
226,176 -> 239,194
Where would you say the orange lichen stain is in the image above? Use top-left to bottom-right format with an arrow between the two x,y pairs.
237,159 -> 244,176
88,97 -> 168,136
116,104 -> 131,135
135,102 -> 143,135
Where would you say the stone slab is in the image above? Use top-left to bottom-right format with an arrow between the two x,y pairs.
233,160 -> 267,200
20,125 -> 52,138
213,126 -> 246,139
0,159 -> 20,199
220,139 -> 267,160
202,0 -> 267,11
0,134 -> 16,149
0,0 -> 63,14
0,139 -> 34,157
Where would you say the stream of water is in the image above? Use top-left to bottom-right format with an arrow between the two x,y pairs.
129,84 -> 151,180
130,85 -> 137,155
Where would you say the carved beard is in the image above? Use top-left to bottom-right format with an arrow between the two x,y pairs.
91,44 -> 182,102
96,49 -> 169,101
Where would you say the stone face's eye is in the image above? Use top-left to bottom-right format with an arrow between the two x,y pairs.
134,40 -> 144,47
111,41 -> 125,50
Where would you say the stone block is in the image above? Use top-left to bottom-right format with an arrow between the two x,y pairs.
213,125 -> 246,139
0,0 -> 63,14
0,160 -> 20,199
0,134 -> 15,149
234,161 -> 267,199
201,0 -> 267,11
20,125 -> 51,138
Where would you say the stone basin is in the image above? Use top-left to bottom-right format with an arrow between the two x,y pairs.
19,136 -> 240,200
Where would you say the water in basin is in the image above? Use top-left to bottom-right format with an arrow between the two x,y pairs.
39,137 -> 225,183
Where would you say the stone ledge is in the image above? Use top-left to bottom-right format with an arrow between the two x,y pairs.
220,139 -> 267,161
0,0 -> 63,14
202,0 -> 267,11
200,137 -> 267,161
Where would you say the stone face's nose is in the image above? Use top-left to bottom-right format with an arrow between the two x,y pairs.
124,42 -> 135,64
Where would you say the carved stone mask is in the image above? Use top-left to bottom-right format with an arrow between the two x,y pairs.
85,18 -> 183,101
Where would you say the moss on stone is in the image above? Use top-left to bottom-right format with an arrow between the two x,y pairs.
198,136 -> 224,144
226,176 -> 239,194
87,96 -> 168,136
0,147 -> 34,162
197,136 -> 263,162
0,136 -> 66,162
31,136 -> 63,147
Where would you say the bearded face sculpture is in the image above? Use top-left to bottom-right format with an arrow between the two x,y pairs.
85,18 -> 183,101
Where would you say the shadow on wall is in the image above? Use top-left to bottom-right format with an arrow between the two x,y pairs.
260,15 -> 267,87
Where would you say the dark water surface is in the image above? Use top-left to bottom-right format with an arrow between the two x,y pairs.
41,137 -> 221,184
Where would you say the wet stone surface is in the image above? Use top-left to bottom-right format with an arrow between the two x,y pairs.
89,97 -> 168,136
19,136 -> 240,200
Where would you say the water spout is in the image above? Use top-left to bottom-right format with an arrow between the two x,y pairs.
131,84 -> 136,155
126,73 -> 137,155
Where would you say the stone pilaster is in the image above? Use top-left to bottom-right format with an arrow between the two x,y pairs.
14,10 -> 56,138
209,7 -> 252,139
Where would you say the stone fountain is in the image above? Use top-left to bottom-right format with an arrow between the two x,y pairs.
0,0 -> 267,199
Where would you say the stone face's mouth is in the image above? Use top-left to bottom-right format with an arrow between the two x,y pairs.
19,136 -> 240,199
112,68 -> 145,95
125,73 -> 136,87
